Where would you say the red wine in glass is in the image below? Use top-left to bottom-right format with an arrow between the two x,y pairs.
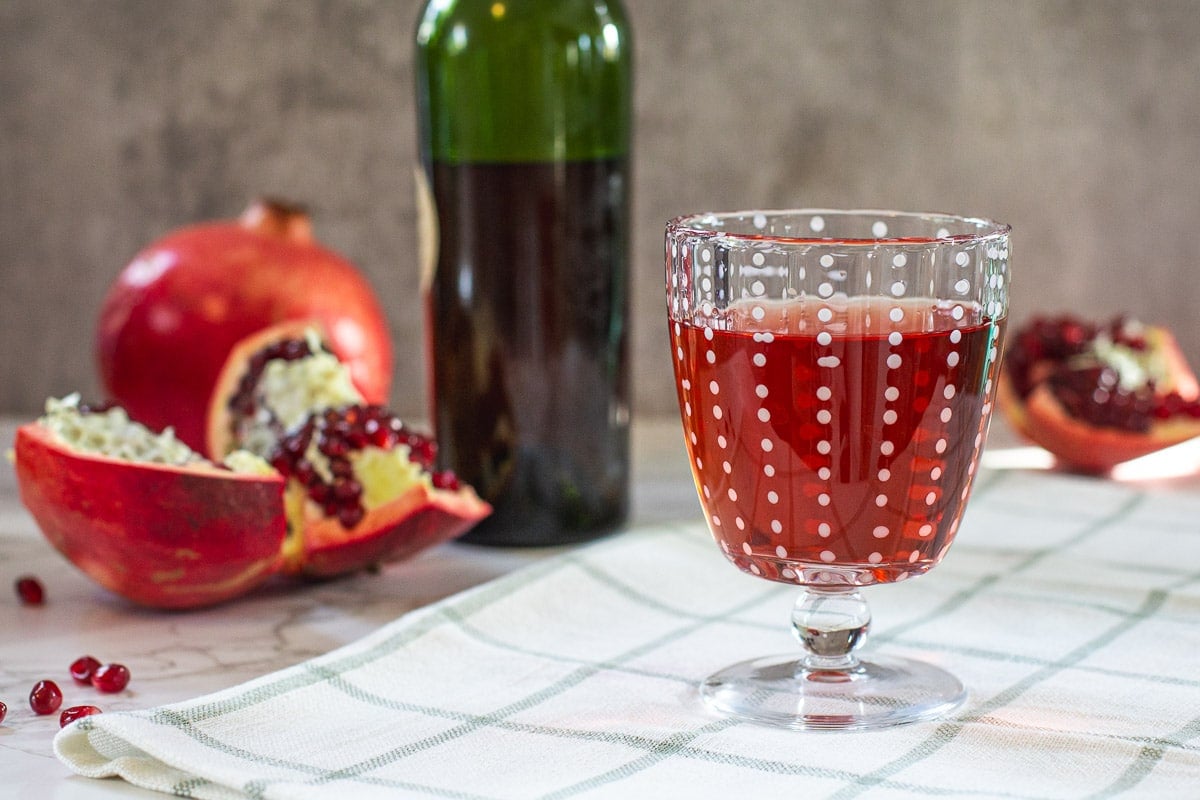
672,298 -> 1003,585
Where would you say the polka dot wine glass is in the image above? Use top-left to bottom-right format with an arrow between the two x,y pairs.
665,210 -> 1010,730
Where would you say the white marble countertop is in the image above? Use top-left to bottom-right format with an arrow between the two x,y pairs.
0,418 -> 701,798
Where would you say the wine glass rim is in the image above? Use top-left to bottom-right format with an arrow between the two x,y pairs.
666,208 -> 1011,246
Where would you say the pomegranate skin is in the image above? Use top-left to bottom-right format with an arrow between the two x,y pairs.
297,483 -> 491,578
13,423 -> 287,609
95,201 -> 393,455
1015,383 -> 1200,472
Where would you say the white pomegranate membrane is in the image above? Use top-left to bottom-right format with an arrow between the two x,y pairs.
230,329 -> 362,455
38,394 -> 270,475
41,394 -> 200,465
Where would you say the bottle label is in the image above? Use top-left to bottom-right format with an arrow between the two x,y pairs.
415,164 -> 438,293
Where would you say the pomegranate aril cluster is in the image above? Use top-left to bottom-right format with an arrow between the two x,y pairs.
1006,314 -> 1095,398
1154,391 -> 1200,420
1106,316 -> 1149,351
1010,314 -> 1200,431
1048,366 -> 1154,433
227,337 -> 321,423
269,403 -> 459,530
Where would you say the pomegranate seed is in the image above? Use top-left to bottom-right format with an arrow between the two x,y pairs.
432,470 -> 460,491
337,506 -> 365,529
70,655 -> 102,684
282,432 -> 309,457
92,663 -> 131,693
281,339 -> 308,360
319,437 -> 349,458
333,478 -> 362,501
410,439 -> 436,469
60,705 -> 103,727
15,575 -> 44,605
0,701 -> 7,724
29,680 -> 63,715
293,459 -> 317,484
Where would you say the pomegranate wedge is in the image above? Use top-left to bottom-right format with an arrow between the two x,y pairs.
14,399 -> 286,609
998,315 -> 1200,471
207,324 -> 490,578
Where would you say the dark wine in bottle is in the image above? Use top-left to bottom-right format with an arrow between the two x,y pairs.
415,1 -> 632,546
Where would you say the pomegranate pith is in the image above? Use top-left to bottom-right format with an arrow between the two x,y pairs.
30,680 -> 63,715
228,336 -> 324,443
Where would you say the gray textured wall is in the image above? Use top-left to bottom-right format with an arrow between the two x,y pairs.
3,0 -> 1200,420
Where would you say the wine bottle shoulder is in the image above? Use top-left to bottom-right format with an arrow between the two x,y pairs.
415,0 -> 632,164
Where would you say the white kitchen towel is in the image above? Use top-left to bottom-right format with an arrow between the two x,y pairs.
56,468 -> 1200,799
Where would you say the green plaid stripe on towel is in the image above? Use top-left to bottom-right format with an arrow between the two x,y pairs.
56,469 -> 1200,799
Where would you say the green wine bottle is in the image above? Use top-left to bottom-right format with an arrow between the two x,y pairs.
414,0 -> 632,546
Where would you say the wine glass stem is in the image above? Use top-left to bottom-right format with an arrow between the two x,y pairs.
792,587 -> 872,671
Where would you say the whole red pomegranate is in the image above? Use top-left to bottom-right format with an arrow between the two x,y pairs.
95,199 -> 393,455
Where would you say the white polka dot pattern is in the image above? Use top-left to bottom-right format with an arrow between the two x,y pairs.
666,209 -> 1009,586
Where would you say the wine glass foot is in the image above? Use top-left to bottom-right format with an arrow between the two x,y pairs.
700,653 -> 966,731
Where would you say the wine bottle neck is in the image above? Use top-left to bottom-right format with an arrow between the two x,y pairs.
416,0 -> 631,164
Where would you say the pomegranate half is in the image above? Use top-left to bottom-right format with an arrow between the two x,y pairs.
95,199 -> 393,455
14,397 -> 287,609
998,315 -> 1200,472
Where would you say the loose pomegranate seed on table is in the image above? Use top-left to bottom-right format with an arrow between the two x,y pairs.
15,575 -> 44,605
29,680 -> 63,715
60,705 -> 103,727
92,663 -> 131,693
70,655 -> 102,684
0,701 -> 7,724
